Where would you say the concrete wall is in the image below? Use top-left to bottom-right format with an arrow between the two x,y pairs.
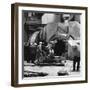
42,14 -> 61,24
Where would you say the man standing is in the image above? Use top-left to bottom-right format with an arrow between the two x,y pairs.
72,45 -> 80,71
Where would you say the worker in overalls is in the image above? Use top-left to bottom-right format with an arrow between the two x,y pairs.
73,46 -> 80,71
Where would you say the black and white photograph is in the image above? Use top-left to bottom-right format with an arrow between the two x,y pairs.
23,11 -> 81,78
11,3 -> 87,86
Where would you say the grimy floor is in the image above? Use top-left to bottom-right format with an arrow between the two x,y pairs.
24,60 -> 81,78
